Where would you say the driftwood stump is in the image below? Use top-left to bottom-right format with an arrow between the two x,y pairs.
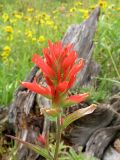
1,7 -> 120,160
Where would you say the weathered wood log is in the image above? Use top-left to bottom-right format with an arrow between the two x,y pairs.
62,7 -> 100,87
3,7 -> 120,160
64,92 -> 120,160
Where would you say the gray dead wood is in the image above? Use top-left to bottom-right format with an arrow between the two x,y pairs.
64,92 -> 120,159
62,7 -> 100,87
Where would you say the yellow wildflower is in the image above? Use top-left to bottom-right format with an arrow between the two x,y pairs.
40,19 -> 45,24
41,12 -> 49,19
25,30 -> 33,38
38,36 -> 45,43
32,37 -> 37,42
79,9 -> 89,19
46,20 -> 54,27
5,26 -> 13,33
79,9 -> 86,13
24,16 -> 32,22
70,7 -> 76,13
83,10 -> 89,19
90,5 -> 98,10
15,14 -> 23,19
1,52 -> 9,58
115,8 -> 120,11
13,11 -> 23,19
2,13 -> 9,22
98,0 -> 108,9
3,46 -> 11,52
27,8 -> 34,13
74,2 -> 82,7
1,46 -> 11,61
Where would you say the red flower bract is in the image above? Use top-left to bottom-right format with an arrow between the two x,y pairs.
66,93 -> 89,103
37,135 -> 46,145
21,40 -> 88,105
20,78 -> 52,97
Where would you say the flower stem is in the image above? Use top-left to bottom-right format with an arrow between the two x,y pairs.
53,115 -> 61,160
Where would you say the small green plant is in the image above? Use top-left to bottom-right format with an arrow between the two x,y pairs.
49,142 -> 97,160
65,148 -> 97,160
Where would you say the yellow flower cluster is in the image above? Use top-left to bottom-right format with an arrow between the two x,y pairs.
38,36 -> 46,43
35,12 -> 55,28
115,8 -> 120,11
5,26 -> 13,33
25,30 -> 33,38
98,0 -> 108,9
68,0 -> 109,20
0,0 -> 116,65
70,7 -> 77,13
3,46 -> 11,52
79,9 -> 89,19
27,8 -> 34,13
69,1 -> 89,19
74,1 -> 82,7
2,13 -> 9,22
1,46 -> 11,62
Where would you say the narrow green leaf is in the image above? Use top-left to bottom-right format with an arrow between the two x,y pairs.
62,104 -> 97,129
6,135 -> 53,160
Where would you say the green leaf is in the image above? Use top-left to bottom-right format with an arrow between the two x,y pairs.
62,104 -> 97,129
6,135 -> 53,160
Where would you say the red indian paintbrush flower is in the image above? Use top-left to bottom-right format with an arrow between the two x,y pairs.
21,40 -> 88,106
37,135 -> 46,145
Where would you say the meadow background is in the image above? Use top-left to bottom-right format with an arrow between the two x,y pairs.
0,0 -> 119,106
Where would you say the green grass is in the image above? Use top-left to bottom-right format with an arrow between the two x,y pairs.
0,0 -> 120,105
